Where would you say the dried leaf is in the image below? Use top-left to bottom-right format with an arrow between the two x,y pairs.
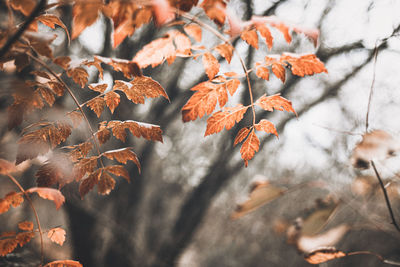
205,105 -> 248,136
201,0 -> 226,26
184,24 -> 202,42
255,94 -> 296,115
53,56 -> 71,70
232,181 -> 286,219
105,91 -> 121,114
107,120 -> 163,143
5,192 -> 24,208
10,0 -> 36,16
304,247 -> 346,265
25,32 -> 56,58
256,23 -> 273,50
26,187 -> 65,210
98,171 -> 116,195
0,159 -> 17,175
0,237 -> 18,256
87,97 -> 105,118
67,67 -> 88,88
271,62 -> 285,83
105,165 -> 131,181
255,119 -> 278,137
255,64 -> 269,81
88,83 -> 107,93
38,87 -> 55,106
18,221 -> 33,231
202,52 -> 220,80
234,127 -> 250,146
96,126 -> 111,145
133,36 -> 176,68
47,227 -> 66,246
215,43 -> 234,63
48,81 -> 65,96
103,148 -> 141,172
37,14 -> 70,42
240,130 -> 260,167
74,157 -> 98,181
281,53 -> 327,77
72,0 -> 103,39
241,29 -> 259,49
44,260 -> 83,267
90,56 -> 142,79
16,232 -> 34,247
79,169 -> 101,198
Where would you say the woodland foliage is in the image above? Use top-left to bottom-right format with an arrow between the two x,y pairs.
1,0 -> 399,266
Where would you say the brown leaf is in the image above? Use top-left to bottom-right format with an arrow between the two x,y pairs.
201,0 -> 226,27
74,157 -> 98,181
0,237 -> 18,256
37,14 -> 70,42
10,0 -> 35,16
202,52 -> 220,80
234,127 -> 250,146
105,165 -> 131,181
105,91 -> 120,114
0,159 -> 17,175
215,43 -> 234,63
72,0 -> 103,39
79,169 -> 101,198
44,260 -> 83,267
241,29 -> 259,49
18,221 -> 33,231
38,87 -> 55,106
90,56 -> 142,79
16,232 -> 34,247
232,181 -> 286,219
68,111 -> 83,128
98,171 -> 116,195
48,81 -> 65,96
67,67 -> 88,88
254,119 -> 278,137
240,130 -> 260,167
87,97 -> 105,118
255,94 -> 296,115
107,120 -> 163,143
25,32 -> 56,58
205,105 -> 248,136
16,129 -> 49,165
53,56 -> 71,70
88,83 -> 107,93
280,53 -> 327,77
26,187 -> 65,210
301,198 -> 339,236
47,227 -> 66,246
103,148 -> 141,172
304,247 -> 346,265
5,192 -> 24,208
184,24 -> 202,42
96,125 -> 111,145
133,36 -> 176,68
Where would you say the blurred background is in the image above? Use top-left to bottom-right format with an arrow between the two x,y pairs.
1,0 -> 400,266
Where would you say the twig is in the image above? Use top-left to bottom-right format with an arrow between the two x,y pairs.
313,123 -> 363,136
370,160 -> 400,232
6,174 -> 44,265
0,0 -> 47,59
365,44 -> 378,132
347,250 -> 400,266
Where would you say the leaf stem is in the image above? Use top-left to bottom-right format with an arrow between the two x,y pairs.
6,174 -> 44,265
177,10 -> 257,126
27,53 -> 105,168
370,160 -> 400,233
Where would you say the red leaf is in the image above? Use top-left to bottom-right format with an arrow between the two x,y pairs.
205,105 -> 248,136
240,130 -> 259,167
255,94 -> 296,115
202,52 -> 220,80
26,187 -> 65,210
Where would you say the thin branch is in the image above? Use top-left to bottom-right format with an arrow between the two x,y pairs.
0,0 -> 47,59
6,174 -> 44,265
365,45 -> 378,132
370,160 -> 400,233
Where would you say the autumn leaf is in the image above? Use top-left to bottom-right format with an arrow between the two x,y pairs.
98,171 -> 116,195
304,247 -> 346,265
234,127 -> 250,146
107,120 -> 163,143
254,119 -> 278,137
102,148 -> 141,172
16,232 -> 34,247
44,260 -> 83,267
68,111 -> 83,128
87,97 -> 105,118
5,192 -> 24,208
88,83 -> 107,93
25,32 -> 57,59
79,169 -> 101,198
9,0 -> 35,16
74,157 -> 98,181
281,53 -> 327,77
184,24 -> 202,42
201,0 -> 227,26
271,62 -> 285,83
90,56 -> 143,79
256,23 -> 273,50
67,67 -> 88,88
26,187 -> 65,210
133,36 -> 176,68
105,165 -> 131,181
71,0 -> 103,39
96,124 -> 111,145
105,91 -> 121,114
152,0 -> 175,26
53,56 -> 71,70
0,159 -> 17,175
255,64 -> 269,81
241,29 -> 259,49
255,94 -> 296,115
47,227 -> 66,246
37,14 -> 70,43
202,52 -> 220,80
38,87 -> 55,106
205,105 -> 248,136
0,237 -> 18,256
240,130 -> 260,167
18,221 -> 33,231
215,43 -> 234,63
36,153 -> 75,187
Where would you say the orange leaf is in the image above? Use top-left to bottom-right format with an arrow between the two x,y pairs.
26,187 -> 65,210
202,52 -> 220,80
9,0 -> 35,16
74,157 -> 98,182
256,24 -> 273,50
98,171 -> 116,195
304,248 -> 346,264
271,62 -> 285,83
273,23 -> 292,43
240,130 -> 259,167
0,159 -> 17,175
184,24 -> 202,42
255,65 -> 269,81
66,67 -> 88,88
280,53 -> 327,77
48,81 -> 65,96
152,0 -> 175,26
5,192 -> 24,208
103,148 -> 141,172
105,91 -> 120,114
254,119 -> 278,137
215,43 -> 234,63
87,97 -> 105,118
90,56 -> 142,79
44,260 -> 83,267
47,227 -> 66,246
133,36 -> 176,68
16,232 -> 34,247
53,56 -> 71,70
18,221 -> 33,231
255,94 -> 296,115
105,165 -> 131,181
71,0 -> 103,39
201,0 -> 226,27
38,87 -> 55,106
205,105 -> 248,136
241,29 -> 259,49
37,14 -> 70,43
234,127 -> 250,146
88,83 -> 107,93
79,169 -> 101,198
96,124 -> 111,145
107,120 -> 163,143
0,237 -> 18,256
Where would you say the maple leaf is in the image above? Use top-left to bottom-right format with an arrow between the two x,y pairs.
102,148 -> 141,171
18,221 -> 33,231
184,24 -> 202,42
26,187 -> 65,210
281,53 -> 328,77
105,165 -> 131,181
215,43 -> 234,63
205,105 -> 248,136
234,127 -> 250,146
79,169 -> 101,198
47,227 -> 66,246
255,94 -> 296,115
9,0 -> 35,16
202,52 -> 220,80
67,67 -> 88,88
98,171 -> 116,195
105,91 -> 121,114
241,29 -> 259,49
240,130 -> 260,167
133,36 -> 176,68
44,260 -> 83,267
87,97 -> 105,118
254,119 -> 278,137
71,0 -> 103,39
37,14 -> 70,43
